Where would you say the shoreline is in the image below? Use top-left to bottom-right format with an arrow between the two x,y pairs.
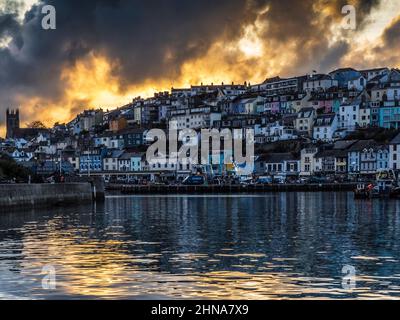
113,183 -> 358,195
0,182 -> 104,211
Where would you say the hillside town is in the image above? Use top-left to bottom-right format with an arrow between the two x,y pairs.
2,66 -> 400,184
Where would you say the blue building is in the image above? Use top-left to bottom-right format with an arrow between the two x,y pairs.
376,146 -> 389,171
329,68 -> 362,89
79,149 -> 107,173
378,101 -> 400,129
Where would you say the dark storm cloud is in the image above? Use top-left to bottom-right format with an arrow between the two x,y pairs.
0,0 -> 385,125
255,0 -> 383,75
1,0 -> 266,94
0,0 -> 269,115
382,16 -> 400,46
369,14 -> 400,66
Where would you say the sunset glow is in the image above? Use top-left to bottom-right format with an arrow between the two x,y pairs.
0,0 -> 400,136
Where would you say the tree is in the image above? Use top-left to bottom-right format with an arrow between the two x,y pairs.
0,153 -> 32,182
26,121 -> 47,129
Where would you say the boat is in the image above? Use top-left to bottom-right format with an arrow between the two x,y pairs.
353,170 -> 399,199
375,169 -> 397,197
354,183 -> 372,199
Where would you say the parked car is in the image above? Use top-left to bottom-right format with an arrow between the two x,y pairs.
182,175 -> 205,186
256,176 -> 273,184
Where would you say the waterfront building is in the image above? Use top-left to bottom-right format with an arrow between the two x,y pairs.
130,153 -> 145,172
376,146 -> 389,171
300,146 -> 318,176
258,153 -> 300,179
103,150 -> 124,172
347,140 -> 379,175
389,133 -> 400,171
79,149 -> 105,173
118,152 -> 133,172
332,140 -> 358,174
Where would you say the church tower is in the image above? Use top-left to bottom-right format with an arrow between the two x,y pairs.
6,109 -> 20,139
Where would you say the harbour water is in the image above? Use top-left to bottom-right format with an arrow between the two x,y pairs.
1,192 -> 400,299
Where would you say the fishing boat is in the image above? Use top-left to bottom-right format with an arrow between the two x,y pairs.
353,170 -> 399,199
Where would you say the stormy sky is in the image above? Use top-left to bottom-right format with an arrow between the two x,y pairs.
0,0 -> 399,135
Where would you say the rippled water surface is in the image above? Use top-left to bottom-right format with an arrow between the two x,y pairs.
1,192 -> 400,299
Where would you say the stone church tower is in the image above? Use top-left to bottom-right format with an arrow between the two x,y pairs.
6,109 -> 20,139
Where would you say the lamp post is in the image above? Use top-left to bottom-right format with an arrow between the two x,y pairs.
88,151 -> 91,177
59,149 -> 63,176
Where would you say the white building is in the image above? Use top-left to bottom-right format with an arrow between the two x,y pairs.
389,133 -> 400,171
339,102 -> 360,131
103,150 -> 124,172
348,75 -> 366,91
359,107 -> 371,128
118,152 -> 132,172
169,106 -> 221,130
303,74 -> 338,92
300,147 -> 319,176
360,67 -> 389,81
313,113 -> 338,142
295,108 -> 316,136
266,122 -> 298,142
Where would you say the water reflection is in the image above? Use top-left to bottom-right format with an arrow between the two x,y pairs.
1,193 -> 400,299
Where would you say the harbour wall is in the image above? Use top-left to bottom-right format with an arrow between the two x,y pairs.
115,183 -> 358,195
0,183 -> 99,210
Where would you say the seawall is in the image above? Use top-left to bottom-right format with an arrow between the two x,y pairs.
0,183 -> 95,210
116,183 -> 357,195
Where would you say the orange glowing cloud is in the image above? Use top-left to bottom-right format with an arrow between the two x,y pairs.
2,0 -> 400,139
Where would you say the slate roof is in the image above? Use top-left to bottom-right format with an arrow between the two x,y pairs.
390,133 -> 400,145
258,153 -> 298,163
